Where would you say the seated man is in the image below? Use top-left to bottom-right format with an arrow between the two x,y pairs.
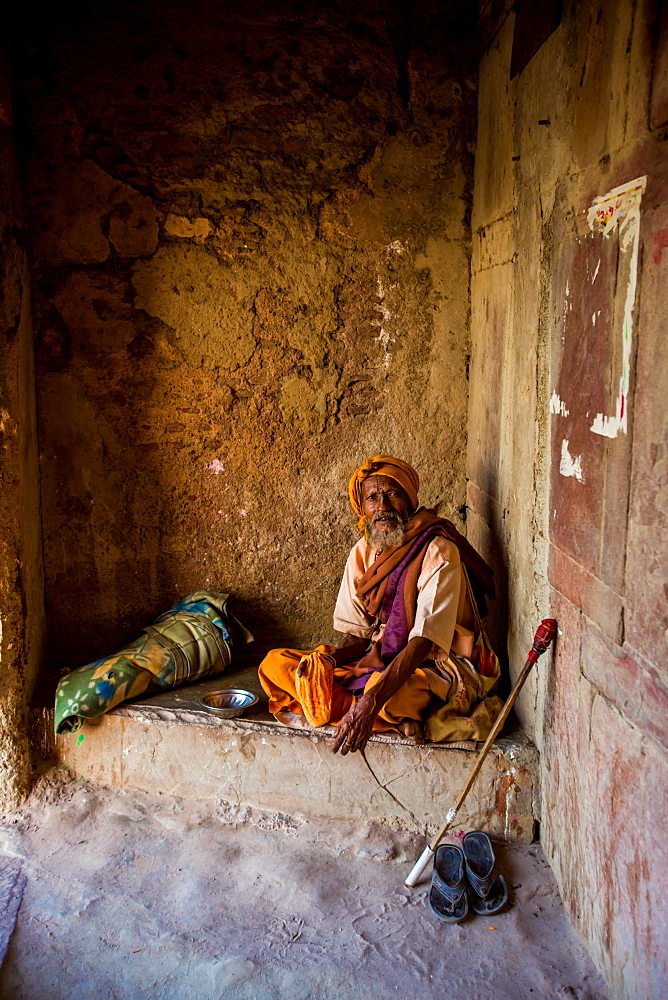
258,455 -> 502,756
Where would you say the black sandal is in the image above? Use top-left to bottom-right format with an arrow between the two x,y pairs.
462,831 -> 508,915
428,844 -> 469,923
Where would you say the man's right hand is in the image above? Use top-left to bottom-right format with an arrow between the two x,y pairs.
331,692 -> 379,756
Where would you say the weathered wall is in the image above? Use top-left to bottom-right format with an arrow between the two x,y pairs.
469,1 -> 667,997
19,0 -> 477,676
0,63 -> 45,808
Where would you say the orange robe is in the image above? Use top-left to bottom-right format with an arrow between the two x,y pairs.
258,644 -> 439,731
258,537 -> 502,741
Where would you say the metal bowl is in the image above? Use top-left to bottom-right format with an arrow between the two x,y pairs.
198,688 -> 259,719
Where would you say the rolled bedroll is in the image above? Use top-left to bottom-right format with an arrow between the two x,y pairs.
54,591 -> 253,735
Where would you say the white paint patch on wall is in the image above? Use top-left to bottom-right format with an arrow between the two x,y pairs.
374,276 -> 395,370
587,175 -> 646,439
559,439 -> 584,483
550,390 -> 569,417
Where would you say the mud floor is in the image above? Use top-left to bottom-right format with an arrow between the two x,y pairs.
0,768 -> 610,1000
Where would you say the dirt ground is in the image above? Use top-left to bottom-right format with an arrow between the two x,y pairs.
0,768 -> 611,1000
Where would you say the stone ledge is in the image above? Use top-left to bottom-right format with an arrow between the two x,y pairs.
31,668 -> 540,843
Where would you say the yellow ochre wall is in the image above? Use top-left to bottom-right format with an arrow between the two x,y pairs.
21,0 -> 477,674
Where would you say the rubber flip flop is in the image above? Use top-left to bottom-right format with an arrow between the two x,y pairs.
428,844 -> 469,923
462,830 -> 508,915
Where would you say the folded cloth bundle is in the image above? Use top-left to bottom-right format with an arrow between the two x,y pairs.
54,592 -> 253,735
295,648 -> 336,727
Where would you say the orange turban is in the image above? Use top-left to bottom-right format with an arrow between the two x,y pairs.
348,455 -> 420,532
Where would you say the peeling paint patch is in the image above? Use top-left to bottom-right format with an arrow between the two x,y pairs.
206,459 -> 225,475
559,439 -> 584,483
374,277 -> 395,369
652,228 -> 668,264
550,391 -> 569,417
587,175 -> 646,439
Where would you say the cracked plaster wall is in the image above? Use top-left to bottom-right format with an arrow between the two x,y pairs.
18,0 -> 478,676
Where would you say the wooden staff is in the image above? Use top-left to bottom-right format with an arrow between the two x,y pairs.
404,618 -> 558,888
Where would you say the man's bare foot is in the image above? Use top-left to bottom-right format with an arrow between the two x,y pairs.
398,719 -> 425,744
273,710 -> 313,731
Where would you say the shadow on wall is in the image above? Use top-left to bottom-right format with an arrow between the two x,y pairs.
479,517 -> 510,699
464,483 -> 511,699
12,0 -> 479,684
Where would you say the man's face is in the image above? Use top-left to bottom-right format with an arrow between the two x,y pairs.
361,475 -> 414,549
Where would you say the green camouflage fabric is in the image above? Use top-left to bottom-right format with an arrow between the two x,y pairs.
54,592 -> 252,735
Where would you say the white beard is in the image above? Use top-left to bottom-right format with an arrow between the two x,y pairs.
365,513 -> 411,551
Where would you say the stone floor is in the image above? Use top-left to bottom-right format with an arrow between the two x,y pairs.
0,767 -> 611,1000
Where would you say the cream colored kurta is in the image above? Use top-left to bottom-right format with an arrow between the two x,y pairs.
333,535 -> 470,661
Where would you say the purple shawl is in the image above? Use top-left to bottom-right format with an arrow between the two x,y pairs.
345,525 -> 445,693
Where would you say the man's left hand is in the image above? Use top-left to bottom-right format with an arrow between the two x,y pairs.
331,694 -> 378,756
330,636 -> 432,756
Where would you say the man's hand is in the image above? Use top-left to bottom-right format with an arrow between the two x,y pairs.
330,635 -> 433,757
331,692 -> 379,756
